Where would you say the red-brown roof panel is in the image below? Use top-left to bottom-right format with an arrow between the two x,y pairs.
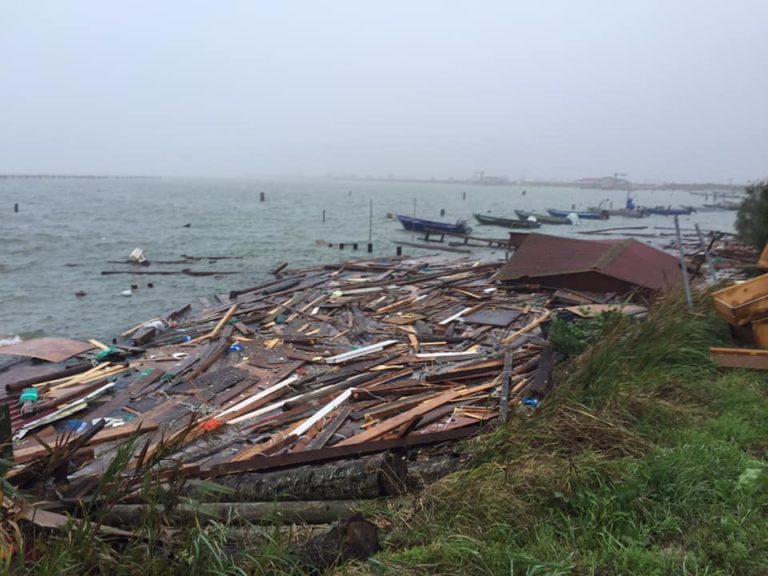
499,233 -> 682,293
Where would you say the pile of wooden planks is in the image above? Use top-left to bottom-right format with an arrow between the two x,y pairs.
1,254 -> 581,506
710,244 -> 768,368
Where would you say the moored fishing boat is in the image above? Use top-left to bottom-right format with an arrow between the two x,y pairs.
396,214 -> 472,234
587,206 -> 649,218
515,209 -> 572,225
473,213 -> 541,229
547,208 -> 609,220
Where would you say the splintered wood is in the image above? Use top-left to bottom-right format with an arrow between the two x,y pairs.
1,254 -> 558,497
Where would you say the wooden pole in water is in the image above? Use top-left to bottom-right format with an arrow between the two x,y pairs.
368,199 -> 373,243
14,203 -> 19,213
260,191 -> 265,202
674,215 -> 694,312
322,209 -> 326,223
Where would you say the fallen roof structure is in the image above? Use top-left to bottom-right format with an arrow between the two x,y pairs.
498,233 -> 683,294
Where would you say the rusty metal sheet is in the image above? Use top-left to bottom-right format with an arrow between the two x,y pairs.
0,337 -> 93,363
464,309 -> 521,327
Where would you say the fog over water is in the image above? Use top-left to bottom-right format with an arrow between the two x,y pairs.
1,1 -> 767,182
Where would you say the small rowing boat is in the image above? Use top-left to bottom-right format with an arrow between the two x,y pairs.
396,214 -> 472,234
515,210 -> 572,225
473,213 -> 541,229
547,208 -> 609,220
587,207 -> 648,218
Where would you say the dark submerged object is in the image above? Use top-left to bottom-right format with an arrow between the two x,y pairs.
547,208 -> 609,220
643,206 -> 695,216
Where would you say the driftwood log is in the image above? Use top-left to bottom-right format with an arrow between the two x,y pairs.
198,452 -> 406,502
406,454 -> 462,491
103,499 -> 402,526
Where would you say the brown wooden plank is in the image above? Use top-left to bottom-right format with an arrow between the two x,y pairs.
206,422 -> 484,478
334,388 -> 466,446
307,407 -> 352,450
710,346 -> 768,369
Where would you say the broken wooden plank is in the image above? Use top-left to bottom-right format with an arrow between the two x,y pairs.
710,346 -> 768,370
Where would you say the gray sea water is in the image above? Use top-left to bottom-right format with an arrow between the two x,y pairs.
0,177 -> 737,340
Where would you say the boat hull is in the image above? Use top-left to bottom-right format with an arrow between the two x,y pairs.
547,208 -> 609,220
515,210 -> 572,225
588,207 -> 649,218
473,213 -> 541,229
396,214 -> 472,234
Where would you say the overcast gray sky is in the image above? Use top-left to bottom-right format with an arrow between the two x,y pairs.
1,1 -> 766,182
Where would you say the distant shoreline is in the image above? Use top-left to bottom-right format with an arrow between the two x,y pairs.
328,176 -> 747,193
0,174 -> 160,180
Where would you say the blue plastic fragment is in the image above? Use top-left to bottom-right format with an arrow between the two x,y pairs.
58,419 -> 88,434
522,396 -> 539,407
228,343 -> 245,353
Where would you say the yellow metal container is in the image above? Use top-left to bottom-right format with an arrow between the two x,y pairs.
712,273 -> 768,326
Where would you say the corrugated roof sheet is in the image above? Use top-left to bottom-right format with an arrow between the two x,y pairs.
498,233 -> 682,292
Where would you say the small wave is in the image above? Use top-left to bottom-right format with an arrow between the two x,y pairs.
0,335 -> 22,346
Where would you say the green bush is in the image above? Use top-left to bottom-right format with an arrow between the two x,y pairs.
547,311 -> 622,356
735,180 -> 768,250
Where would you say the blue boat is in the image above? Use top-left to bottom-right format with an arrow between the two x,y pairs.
396,214 -> 472,235
642,206 -> 694,216
547,208 -> 609,220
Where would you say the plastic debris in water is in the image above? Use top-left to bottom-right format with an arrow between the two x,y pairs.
129,247 -> 147,264
20,388 -> 39,403
96,346 -> 119,360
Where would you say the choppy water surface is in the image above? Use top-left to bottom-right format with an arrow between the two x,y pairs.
0,177 -> 737,339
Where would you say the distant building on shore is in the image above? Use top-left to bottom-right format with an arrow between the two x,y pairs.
575,175 -> 632,190
473,171 -> 510,185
